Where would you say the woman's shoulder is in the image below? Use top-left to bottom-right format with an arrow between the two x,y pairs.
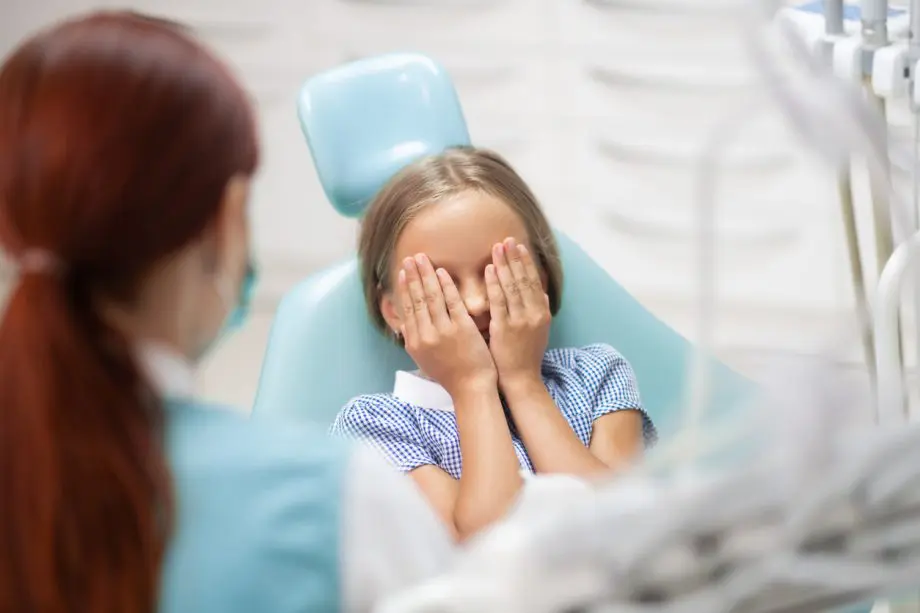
162,403 -> 351,612
166,401 -> 351,483
161,404 -> 452,613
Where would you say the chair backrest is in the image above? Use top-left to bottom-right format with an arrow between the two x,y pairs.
297,53 -> 470,219
253,53 -> 754,439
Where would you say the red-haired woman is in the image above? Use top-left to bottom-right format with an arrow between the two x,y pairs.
0,11 -> 451,613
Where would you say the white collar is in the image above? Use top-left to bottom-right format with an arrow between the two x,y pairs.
393,370 -> 454,412
137,341 -> 196,400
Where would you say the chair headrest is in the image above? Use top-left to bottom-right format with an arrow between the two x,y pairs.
297,53 -> 471,218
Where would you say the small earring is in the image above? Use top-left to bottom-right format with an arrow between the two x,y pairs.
392,328 -> 402,341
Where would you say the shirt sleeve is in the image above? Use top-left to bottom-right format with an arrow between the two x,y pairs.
577,344 -> 658,445
330,395 -> 437,473
340,445 -> 455,613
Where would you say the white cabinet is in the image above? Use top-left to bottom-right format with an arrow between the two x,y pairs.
559,2 -> 856,341
321,0 -> 552,49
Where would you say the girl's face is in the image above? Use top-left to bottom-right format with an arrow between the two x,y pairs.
380,190 -> 544,341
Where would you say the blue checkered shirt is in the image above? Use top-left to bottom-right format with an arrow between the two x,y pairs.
329,344 -> 657,478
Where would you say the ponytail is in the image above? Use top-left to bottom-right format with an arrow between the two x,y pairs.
0,273 -> 172,613
0,10 -> 259,611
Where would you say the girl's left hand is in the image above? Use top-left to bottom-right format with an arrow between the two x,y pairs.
486,237 -> 551,390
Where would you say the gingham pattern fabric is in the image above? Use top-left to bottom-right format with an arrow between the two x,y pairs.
330,344 -> 657,478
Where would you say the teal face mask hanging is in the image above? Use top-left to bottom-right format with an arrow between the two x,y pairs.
194,258 -> 258,363
224,260 -> 257,333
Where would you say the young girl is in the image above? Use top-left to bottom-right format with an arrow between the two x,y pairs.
330,147 -> 657,540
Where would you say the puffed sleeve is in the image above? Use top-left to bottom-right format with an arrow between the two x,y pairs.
576,344 -> 658,445
330,395 -> 437,473
341,446 -> 455,613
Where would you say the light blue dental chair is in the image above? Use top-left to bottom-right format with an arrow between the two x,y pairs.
252,52 -> 754,441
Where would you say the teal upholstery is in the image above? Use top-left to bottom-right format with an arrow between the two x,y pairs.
253,52 -> 754,439
297,53 -> 470,219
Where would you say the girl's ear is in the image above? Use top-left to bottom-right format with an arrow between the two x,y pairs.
380,290 -> 403,336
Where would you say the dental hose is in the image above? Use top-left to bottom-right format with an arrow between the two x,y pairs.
837,167 -> 879,397
825,0 -> 877,398
861,0 -> 904,417
865,81 -> 907,419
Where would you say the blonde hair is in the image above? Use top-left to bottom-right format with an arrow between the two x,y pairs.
358,146 -> 563,337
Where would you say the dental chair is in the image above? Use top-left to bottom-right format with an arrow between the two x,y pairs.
252,52 -> 754,441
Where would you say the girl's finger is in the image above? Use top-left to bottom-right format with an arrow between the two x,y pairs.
505,238 -> 538,309
492,241 -> 523,316
416,254 -> 450,329
518,243 -> 544,292
485,263 -> 507,322
403,257 -> 433,333
436,268 -> 471,323
397,267 -> 418,341
504,238 -> 529,282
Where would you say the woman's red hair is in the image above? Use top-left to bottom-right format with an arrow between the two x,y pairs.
0,12 -> 258,613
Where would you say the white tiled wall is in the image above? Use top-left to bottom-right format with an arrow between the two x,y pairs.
1,0 -> 888,409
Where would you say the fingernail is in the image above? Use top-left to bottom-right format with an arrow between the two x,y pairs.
505,237 -> 516,248
403,257 -> 414,270
518,244 -> 528,255
493,243 -> 503,257
415,253 -> 427,266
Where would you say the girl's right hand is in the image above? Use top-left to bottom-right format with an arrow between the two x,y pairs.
399,254 -> 497,397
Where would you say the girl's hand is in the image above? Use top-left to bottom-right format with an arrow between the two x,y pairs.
486,238 -> 551,391
399,254 -> 497,397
